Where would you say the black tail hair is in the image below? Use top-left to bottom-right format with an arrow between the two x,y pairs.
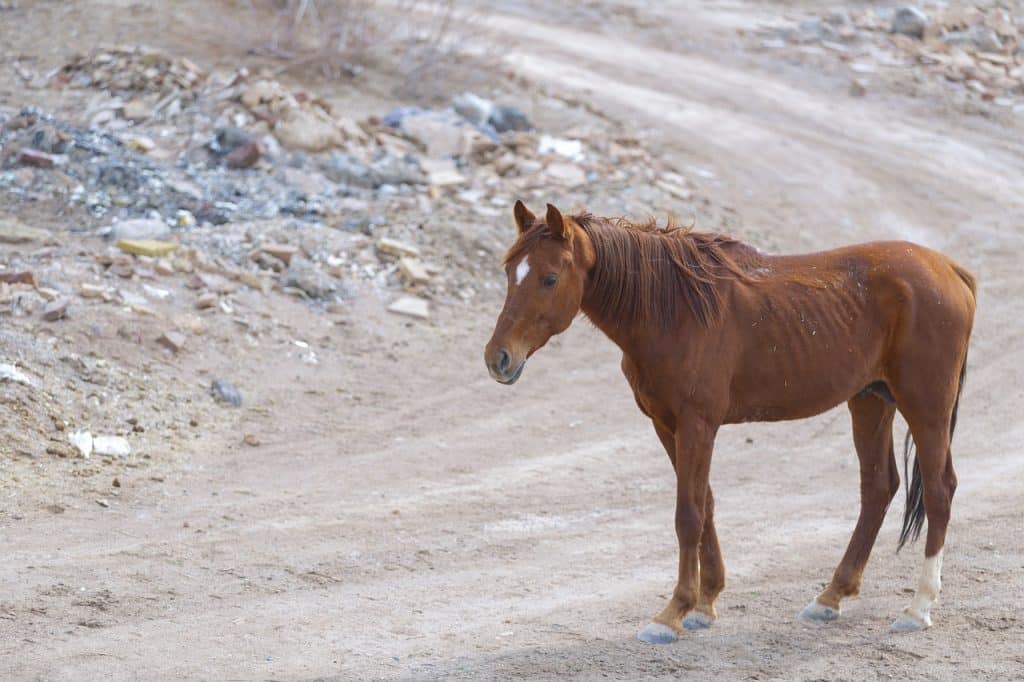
897,360 -> 967,551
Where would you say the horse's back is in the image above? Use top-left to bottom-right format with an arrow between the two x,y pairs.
764,240 -> 976,328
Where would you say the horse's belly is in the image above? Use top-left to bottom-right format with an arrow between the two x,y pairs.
726,346 -> 878,423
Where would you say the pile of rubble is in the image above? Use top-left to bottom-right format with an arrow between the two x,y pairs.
761,4 -> 1023,112
2,44 -> 696,320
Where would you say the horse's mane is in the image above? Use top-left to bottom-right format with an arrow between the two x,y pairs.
503,213 -> 763,328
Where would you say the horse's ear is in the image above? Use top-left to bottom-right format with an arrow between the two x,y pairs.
513,200 -> 536,235
545,203 -> 572,242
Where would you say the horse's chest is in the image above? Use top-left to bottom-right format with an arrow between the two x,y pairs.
622,357 -> 692,424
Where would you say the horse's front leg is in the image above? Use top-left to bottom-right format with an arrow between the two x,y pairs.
638,415 -> 718,644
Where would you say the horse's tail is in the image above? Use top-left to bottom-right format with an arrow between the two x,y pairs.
897,358 -> 967,551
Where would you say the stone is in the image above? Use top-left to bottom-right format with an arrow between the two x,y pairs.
16,148 -> 65,168
42,298 -> 69,321
93,435 -> 131,457
116,239 -> 178,257
214,126 -> 254,153
257,243 -> 299,266
452,92 -> 494,126
377,238 -> 420,258
0,218 -> 49,243
402,115 -> 466,158
274,108 -> 343,151
282,256 -> 338,299
224,141 -> 262,169
538,135 -> 584,160
122,98 -> 153,121
545,162 -> 587,187
109,218 -> 170,241
397,257 -> 431,285
655,176 -> 693,201
280,166 -> 329,195
122,134 -> 155,152
849,78 -> 868,97
212,379 -> 242,407
243,434 -> 260,447
388,296 -> 429,319
195,291 -> 218,309
489,105 -> 532,133
0,271 -> 36,285
0,363 -> 33,385
155,259 -> 175,276
157,330 -> 187,352
962,26 -> 1003,53
797,19 -> 838,43
79,283 -> 111,300
176,210 -> 196,228
321,151 -> 376,187
891,7 -> 928,39
418,158 -> 466,186
68,430 -> 93,458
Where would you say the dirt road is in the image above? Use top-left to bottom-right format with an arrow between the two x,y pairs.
4,2 -> 1024,679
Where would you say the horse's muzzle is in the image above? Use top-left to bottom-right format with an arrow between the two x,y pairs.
486,348 -> 525,385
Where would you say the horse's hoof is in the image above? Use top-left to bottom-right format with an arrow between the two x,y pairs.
682,611 -> 714,630
891,611 -> 931,632
637,622 -> 679,644
798,600 -> 840,623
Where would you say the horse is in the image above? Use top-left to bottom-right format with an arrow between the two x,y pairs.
484,201 -> 976,643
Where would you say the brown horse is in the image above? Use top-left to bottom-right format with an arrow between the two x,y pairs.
484,201 -> 976,643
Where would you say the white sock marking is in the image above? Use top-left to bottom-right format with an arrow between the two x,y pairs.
514,256 -> 530,286
904,549 -> 943,625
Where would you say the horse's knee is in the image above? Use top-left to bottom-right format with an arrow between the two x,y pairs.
675,505 -> 704,546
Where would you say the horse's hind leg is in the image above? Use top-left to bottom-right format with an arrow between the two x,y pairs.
800,393 -> 898,621
891,421 -> 956,631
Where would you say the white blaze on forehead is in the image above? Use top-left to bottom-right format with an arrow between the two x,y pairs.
514,256 -> 531,286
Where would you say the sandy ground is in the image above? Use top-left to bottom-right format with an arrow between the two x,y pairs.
3,1 -> 1024,679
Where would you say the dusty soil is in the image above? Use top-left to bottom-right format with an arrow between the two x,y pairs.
3,1 -> 1024,680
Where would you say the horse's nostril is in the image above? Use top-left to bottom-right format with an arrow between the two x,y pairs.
497,349 -> 511,374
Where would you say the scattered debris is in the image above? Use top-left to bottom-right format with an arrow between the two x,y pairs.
211,379 -> 242,407
116,239 -> 178,257
0,271 -> 36,285
93,435 -> 131,457
0,218 -> 49,243
157,330 -> 187,352
16,148 -> 65,168
257,243 -> 299,266
377,238 -> 421,259
224,141 -> 262,169
538,135 -> 584,161
891,7 -> 929,39
110,219 -> 170,241
0,363 -> 33,385
388,296 -> 429,319
69,430 -> 94,458
282,256 -> 339,299
545,162 -> 586,187
762,5 -> 1024,113
398,257 -> 431,285
42,298 -> 69,321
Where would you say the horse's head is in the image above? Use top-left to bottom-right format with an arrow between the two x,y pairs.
484,200 -> 592,385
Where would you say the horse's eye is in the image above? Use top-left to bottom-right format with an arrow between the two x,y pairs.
542,274 -> 558,288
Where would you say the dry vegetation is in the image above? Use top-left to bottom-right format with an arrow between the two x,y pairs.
230,0 -> 502,101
